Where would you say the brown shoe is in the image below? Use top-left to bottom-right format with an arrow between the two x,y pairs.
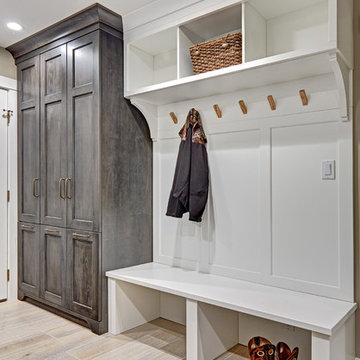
248,337 -> 275,360
276,342 -> 299,360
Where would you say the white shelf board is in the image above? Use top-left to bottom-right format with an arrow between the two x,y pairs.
125,46 -> 337,106
107,262 -> 357,336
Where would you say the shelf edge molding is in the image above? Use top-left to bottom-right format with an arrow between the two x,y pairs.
127,49 -> 352,140
130,98 -> 159,140
329,52 -> 351,122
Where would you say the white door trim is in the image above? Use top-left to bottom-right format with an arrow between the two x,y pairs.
0,76 -> 17,301
0,89 -> 8,301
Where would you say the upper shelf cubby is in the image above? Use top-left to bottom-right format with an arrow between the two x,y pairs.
178,4 -> 242,78
127,27 -> 177,91
244,0 -> 328,62
125,0 -> 352,103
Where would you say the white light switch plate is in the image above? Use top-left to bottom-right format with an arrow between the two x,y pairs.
322,160 -> 335,180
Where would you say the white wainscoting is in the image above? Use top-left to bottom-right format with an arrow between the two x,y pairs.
153,73 -> 353,302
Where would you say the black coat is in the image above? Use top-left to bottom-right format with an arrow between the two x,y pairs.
166,109 -> 209,222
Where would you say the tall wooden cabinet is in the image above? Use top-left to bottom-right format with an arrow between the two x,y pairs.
8,4 -> 153,334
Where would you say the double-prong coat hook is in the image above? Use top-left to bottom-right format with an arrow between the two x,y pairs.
238,100 -> 247,114
213,104 -> 222,118
267,95 -> 276,111
169,112 -> 178,124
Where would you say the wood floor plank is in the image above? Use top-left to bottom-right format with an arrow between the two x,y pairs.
0,301 -> 249,360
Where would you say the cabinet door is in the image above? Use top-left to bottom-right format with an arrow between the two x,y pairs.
40,226 -> 66,307
66,32 -> 100,232
40,45 -> 67,227
18,223 -> 40,298
67,230 -> 100,320
18,57 -> 40,224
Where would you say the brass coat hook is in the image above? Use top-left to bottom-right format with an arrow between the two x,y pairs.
299,89 -> 308,106
213,104 -> 222,118
267,95 -> 276,111
169,112 -> 178,124
238,100 -> 247,114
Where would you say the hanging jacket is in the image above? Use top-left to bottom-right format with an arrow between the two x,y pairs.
166,108 -> 209,222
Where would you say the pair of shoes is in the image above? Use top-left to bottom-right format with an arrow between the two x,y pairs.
248,337 -> 299,360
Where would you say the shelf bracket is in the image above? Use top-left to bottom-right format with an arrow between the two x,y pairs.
329,52 -> 351,122
129,98 -> 158,140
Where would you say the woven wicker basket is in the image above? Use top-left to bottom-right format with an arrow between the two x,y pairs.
189,32 -> 242,74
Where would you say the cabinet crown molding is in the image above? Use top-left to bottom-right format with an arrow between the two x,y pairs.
6,3 -> 123,60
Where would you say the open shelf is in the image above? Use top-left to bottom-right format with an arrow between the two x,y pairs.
243,0 -> 329,62
178,3 -> 242,78
126,47 -> 337,105
127,27 -> 177,91
125,0 -> 341,98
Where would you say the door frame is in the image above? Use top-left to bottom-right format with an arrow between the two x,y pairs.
0,76 -> 17,300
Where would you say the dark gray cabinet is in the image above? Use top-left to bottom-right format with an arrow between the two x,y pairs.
67,230 -> 99,320
67,33 -> 100,232
40,226 -> 66,307
18,223 -> 40,298
9,4 -> 152,334
40,45 -> 67,228
18,57 -> 40,224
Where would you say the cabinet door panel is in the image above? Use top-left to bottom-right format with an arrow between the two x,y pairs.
40,226 -> 66,306
40,45 -> 67,227
18,223 -> 40,298
67,33 -> 100,232
67,230 -> 99,320
18,58 -> 40,223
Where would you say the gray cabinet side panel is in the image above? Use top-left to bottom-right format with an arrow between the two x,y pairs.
100,30 -> 153,272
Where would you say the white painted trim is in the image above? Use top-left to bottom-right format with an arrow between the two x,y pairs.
123,0 -> 203,33
0,76 -> 16,91
7,89 -> 17,301
124,0 -> 245,40
107,263 -> 357,336
0,76 -> 17,301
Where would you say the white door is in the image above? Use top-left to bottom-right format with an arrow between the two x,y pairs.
0,89 -> 8,300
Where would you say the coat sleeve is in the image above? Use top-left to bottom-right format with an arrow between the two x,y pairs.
166,128 -> 192,218
189,142 -> 209,222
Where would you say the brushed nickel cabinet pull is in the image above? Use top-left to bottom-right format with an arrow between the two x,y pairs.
45,228 -> 60,233
59,178 -> 66,199
32,178 -> 39,198
73,232 -> 90,238
65,177 -> 72,199
21,224 -> 34,230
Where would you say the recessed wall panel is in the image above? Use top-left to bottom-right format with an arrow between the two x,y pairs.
271,122 -> 339,286
208,131 -> 262,275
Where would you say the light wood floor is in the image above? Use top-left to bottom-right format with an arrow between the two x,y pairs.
0,301 -> 249,360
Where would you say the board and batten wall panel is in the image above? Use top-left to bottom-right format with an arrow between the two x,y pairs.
154,84 -> 353,302
207,131 -> 263,278
156,138 -> 200,269
271,123 -> 339,286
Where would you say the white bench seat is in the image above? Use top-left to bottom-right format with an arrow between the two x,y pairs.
106,262 -> 357,360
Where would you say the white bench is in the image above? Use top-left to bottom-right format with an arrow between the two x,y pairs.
106,262 -> 357,360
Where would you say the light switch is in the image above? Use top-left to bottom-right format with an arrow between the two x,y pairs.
322,160 -> 335,180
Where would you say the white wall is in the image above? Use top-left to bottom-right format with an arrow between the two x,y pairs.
0,48 -> 16,80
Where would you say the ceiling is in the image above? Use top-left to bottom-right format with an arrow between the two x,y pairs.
0,0 -> 158,48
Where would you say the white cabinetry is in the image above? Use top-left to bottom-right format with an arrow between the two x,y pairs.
121,1 -> 355,357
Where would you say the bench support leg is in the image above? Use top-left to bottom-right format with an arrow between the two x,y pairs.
108,279 -> 160,335
186,299 -> 239,360
311,314 -> 355,360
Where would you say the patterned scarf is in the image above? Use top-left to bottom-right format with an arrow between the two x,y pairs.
179,108 -> 207,144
